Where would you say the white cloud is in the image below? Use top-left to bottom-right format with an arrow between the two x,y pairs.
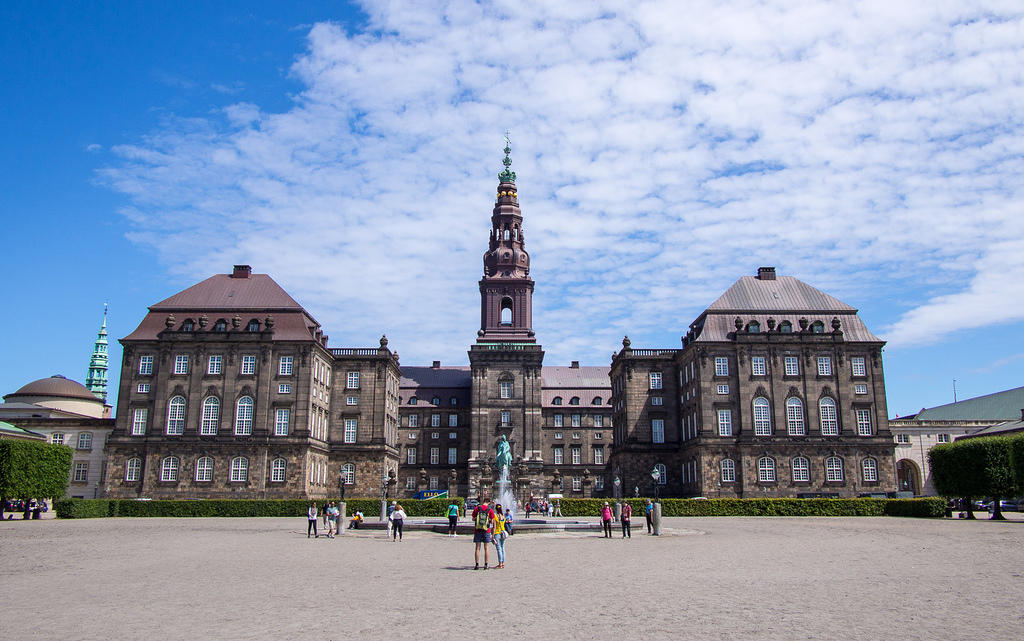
101,1 -> 1024,364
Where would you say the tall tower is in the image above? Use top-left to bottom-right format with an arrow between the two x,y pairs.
476,137 -> 535,343
469,138 -> 545,501
85,304 -> 109,403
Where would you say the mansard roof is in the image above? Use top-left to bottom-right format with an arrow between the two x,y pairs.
707,275 -> 855,313
400,366 -> 472,389
541,366 -> 610,389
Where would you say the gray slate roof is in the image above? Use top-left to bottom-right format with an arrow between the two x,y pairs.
541,366 -> 610,389
400,366 -> 472,389
151,273 -> 306,311
707,276 -> 855,312
915,385 -> 1024,421
959,418 -> 1024,439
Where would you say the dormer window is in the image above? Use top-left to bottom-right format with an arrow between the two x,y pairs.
409,396 -> 418,405
569,397 -> 580,405
246,319 -> 260,332
811,321 -> 825,334
180,319 -> 194,332
747,321 -> 760,333
431,396 -> 440,405
778,321 -> 793,333
213,319 -> 227,332
552,396 -> 562,405
592,396 -> 602,405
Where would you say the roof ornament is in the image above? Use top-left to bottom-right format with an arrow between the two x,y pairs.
498,130 -> 517,183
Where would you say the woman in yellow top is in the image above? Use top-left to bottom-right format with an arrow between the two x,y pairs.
492,504 -> 508,569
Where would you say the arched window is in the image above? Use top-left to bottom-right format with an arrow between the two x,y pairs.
720,459 -> 736,482
431,396 -> 440,405
500,307 -> 513,325
811,321 -> 825,334
779,321 -> 793,333
862,458 -> 878,482
592,396 -> 602,405
786,397 -> 805,436
758,457 -> 776,482
747,321 -> 760,333
234,396 -> 253,435
792,456 -> 810,482
195,456 -> 213,482
341,463 -> 355,485
503,228 -> 510,240
826,457 -> 844,482
246,319 -> 260,332
125,457 -> 141,482
167,396 -> 186,435
271,458 -> 286,482
753,397 -> 772,436
569,397 -> 580,406
161,456 -> 179,482
409,396 -> 418,405
213,319 -> 227,332
819,397 -> 838,435
552,396 -> 563,405
180,319 -> 194,332
654,463 -> 667,485
200,397 -> 220,435
230,457 -> 248,482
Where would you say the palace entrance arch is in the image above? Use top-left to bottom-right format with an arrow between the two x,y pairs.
896,459 -> 921,496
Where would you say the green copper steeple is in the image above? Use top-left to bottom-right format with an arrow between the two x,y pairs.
85,304 -> 109,403
498,131 -> 516,183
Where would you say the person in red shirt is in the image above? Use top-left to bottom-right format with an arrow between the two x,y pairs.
471,496 -> 495,570
621,501 -> 632,538
601,502 -> 614,538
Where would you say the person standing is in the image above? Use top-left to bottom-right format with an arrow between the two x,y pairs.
525,496 -> 532,519
447,500 -> 460,537
601,502 -> 613,538
391,504 -> 406,541
471,497 -> 495,570
645,498 -> 654,534
386,501 -> 396,539
621,501 -> 632,538
492,504 -> 508,569
326,502 -> 338,538
321,501 -> 330,530
307,502 -> 319,538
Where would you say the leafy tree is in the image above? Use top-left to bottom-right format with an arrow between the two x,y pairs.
929,441 -> 986,519
0,440 -> 73,512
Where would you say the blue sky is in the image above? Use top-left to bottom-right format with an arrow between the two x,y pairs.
2,1 -> 1023,418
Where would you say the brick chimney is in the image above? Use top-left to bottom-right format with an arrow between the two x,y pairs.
757,266 -> 776,280
432,360 -> 441,369
570,361 -> 580,368
231,265 -> 252,279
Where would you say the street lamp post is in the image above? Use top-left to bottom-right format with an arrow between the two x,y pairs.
650,467 -> 662,536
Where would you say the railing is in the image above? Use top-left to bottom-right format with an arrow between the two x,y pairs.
330,348 -> 380,356
474,343 -> 542,351
627,349 -> 679,356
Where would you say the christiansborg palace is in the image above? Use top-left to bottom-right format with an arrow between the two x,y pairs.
100,148 -> 896,501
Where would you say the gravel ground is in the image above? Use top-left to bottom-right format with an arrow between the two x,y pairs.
2,515 -> 1022,640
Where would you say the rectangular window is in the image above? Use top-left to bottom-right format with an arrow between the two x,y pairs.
344,418 -> 357,443
651,396 -> 663,406
139,355 -> 154,375
714,357 -> 728,377
429,476 -> 438,490
274,408 -> 290,436
554,431 -> 563,440
717,384 -> 729,395
937,433 -> 951,443
449,431 -> 457,439
431,414 -> 440,427
430,447 -> 439,465
717,409 -> 733,436
593,415 -> 603,428
595,477 -> 605,491
77,432 -> 92,449
73,462 -> 88,482
571,446 -> 581,465
571,414 -> 581,427
241,355 -> 256,375
173,354 -> 189,375
346,396 -> 358,405
448,414 -> 458,427
650,372 -> 663,389
347,371 -> 359,389
499,381 -> 512,398
553,414 -> 563,427
793,458 -> 810,482
652,419 -> 665,444
408,415 -> 419,427
207,355 -> 222,375
553,446 -> 563,464
751,356 -> 766,376
856,409 -> 873,436
431,432 -> 439,440
851,356 -> 866,377
131,408 -> 148,435
448,447 -> 457,464
572,477 -> 582,492
855,384 -> 868,395
279,356 -> 293,376
407,448 -> 416,465
896,433 -> 910,444
501,411 -> 511,426
594,432 -> 602,440
594,446 -> 604,465
278,384 -> 291,394
572,431 -> 581,439
817,356 -> 832,376
137,383 -> 150,394
784,356 -> 799,376
406,477 -> 415,490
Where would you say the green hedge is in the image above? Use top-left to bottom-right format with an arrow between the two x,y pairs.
555,497 -> 944,518
0,440 -> 73,502
55,496 -> 465,519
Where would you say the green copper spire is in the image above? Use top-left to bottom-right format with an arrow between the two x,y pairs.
85,303 -> 109,403
498,131 -> 517,183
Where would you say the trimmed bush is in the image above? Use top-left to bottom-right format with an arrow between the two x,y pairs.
0,440 -> 73,504
54,498 -> 115,519
54,496 -> 465,519
556,497 -> 944,518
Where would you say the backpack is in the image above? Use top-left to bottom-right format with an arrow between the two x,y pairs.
474,507 -> 491,530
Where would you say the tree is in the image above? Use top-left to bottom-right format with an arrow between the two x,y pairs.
929,441 -> 986,519
0,440 -> 73,512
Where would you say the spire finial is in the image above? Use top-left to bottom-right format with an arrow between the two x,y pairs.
498,130 -> 516,183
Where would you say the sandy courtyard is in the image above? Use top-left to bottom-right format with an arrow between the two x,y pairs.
3,515 -> 1023,640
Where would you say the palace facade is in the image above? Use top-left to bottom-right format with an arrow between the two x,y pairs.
101,148 -> 896,500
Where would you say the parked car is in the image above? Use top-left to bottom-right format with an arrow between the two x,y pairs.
464,498 -> 479,515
